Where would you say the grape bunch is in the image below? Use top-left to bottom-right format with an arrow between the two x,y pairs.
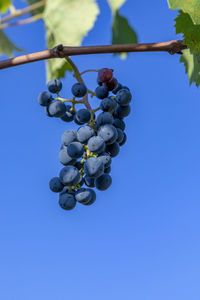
38,67 -> 132,210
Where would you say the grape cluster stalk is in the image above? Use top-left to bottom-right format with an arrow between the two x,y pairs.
38,64 -> 132,210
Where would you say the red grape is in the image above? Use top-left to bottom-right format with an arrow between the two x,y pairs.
98,68 -> 113,83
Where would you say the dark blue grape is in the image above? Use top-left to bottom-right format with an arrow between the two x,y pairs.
95,86 -> 109,99
116,89 -> 132,106
62,130 -> 77,146
96,112 -> 114,127
116,128 -> 124,144
60,105 -> 75,122
104,166 -> 111,174
59,166 -> 80,186
75,109 -> 91,124
49,177 -> 64,193
100,98 -> 117,113
59,149 -> 76,166
84,157 -> 104,178
95,174 -> 112,191
113,118 -> 125,131
84,189 -> 96,206
38,91 -> 52,106
114,105 -> 131,119
78,177 -> 84,187
44,105 -> 53,117
47,79 -> 62,93
74,161 -> 83,170
75,188 -> 92,204
77,126 -> 95,144
87,136 -> 105,154
74,114 -> 84,125
59,187 -> 69,198
59,193 -> 76,210
98,124 -> 118,145
97,78 -> 103,86
84,175 -> 95,187
71,83 -> 87,97
103,77 -> 118,91
48,101 -> 66,117
112,83 -> 123,94
67,142 -> 84,159
119,132 -> 127,146
60,144 -> 66,150
98,152 -> 112,168
122,86 -> 130,91
106,142 -> 120,157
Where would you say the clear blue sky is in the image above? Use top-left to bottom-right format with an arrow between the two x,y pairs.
1,1 -> 200,299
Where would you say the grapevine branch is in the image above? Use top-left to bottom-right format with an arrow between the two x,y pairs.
0,0 -> 46,23
0,40 -> 187,70
0,13 -> 43,30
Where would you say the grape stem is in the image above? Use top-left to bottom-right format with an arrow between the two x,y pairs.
80,69 -> 99,75
92,107 -> 101,113
0,40 -> 187,71
65,57 -> 83,83
65,57 -> 92,111
55,96 -> 84,104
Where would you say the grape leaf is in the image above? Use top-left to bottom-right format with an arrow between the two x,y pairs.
46,29 -> 72,80
112,11 -> 137,45
174,11 -> 200,86
107,0 -> 137,58
44,0 -> 99,80
107,0 -> 126,12
168,0 -> 200,25
0,0 -> 11,13
0,30 -> 22,57
175,11 -> 200,53
180,48 -> 200,87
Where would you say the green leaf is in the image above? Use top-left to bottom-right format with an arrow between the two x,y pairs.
112,11 -> 137,58
112,11 -> 137,45
0,0 -> 11,13
107,0 -> 137,58
45,29 -> 72,80
44,0 -> 99,80
0,30 -> 22,57
168,0 -> 200,25
174,11 -> 200,86
175,10 -> 200,53
107,0 -> 126,12
180,48 -> 200,87
26,0 -> 42,4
